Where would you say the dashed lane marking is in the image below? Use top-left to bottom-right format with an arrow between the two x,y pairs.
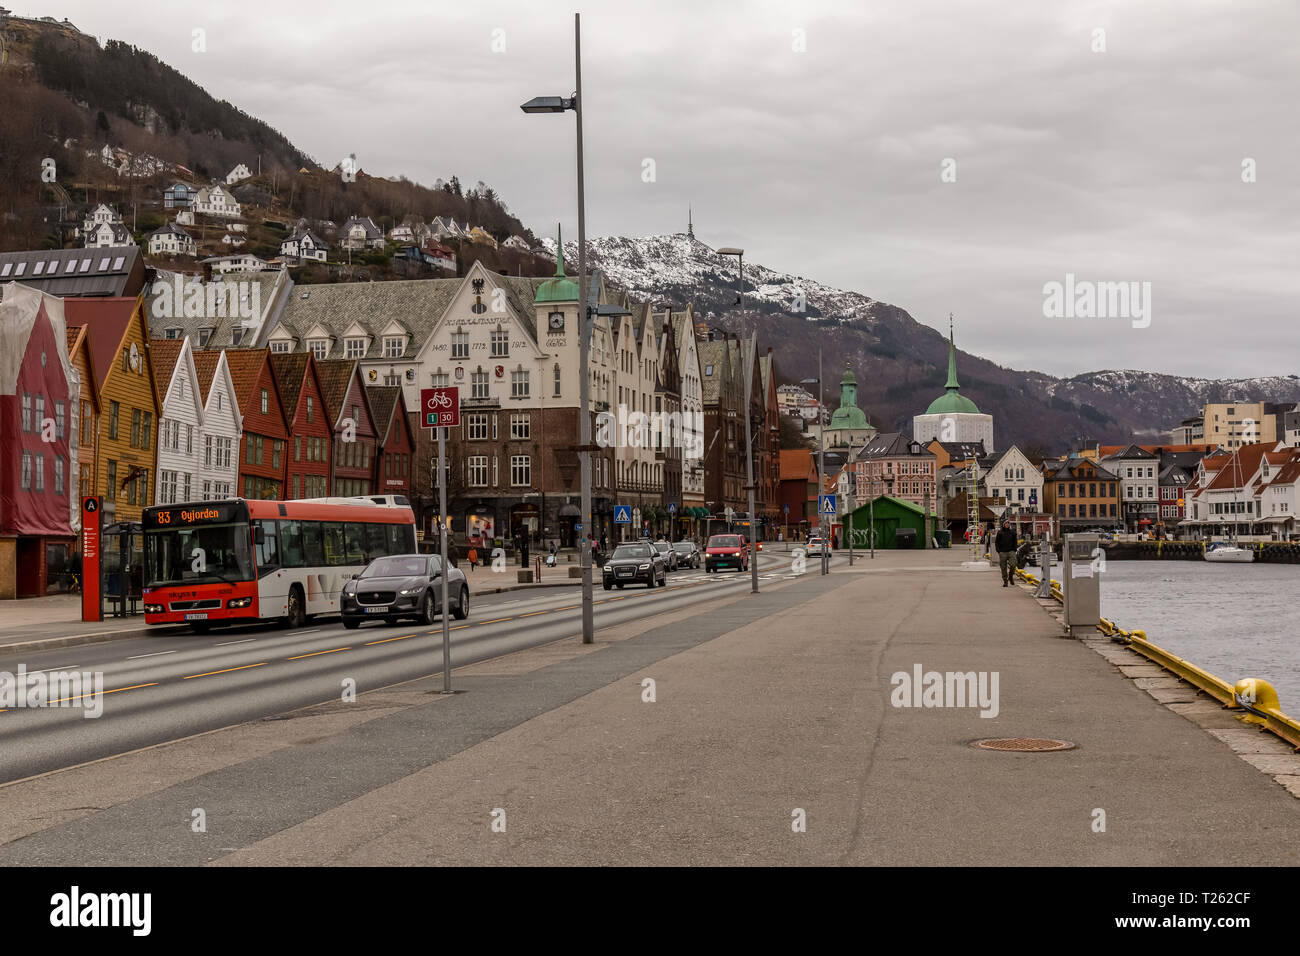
286,646 -> 352,661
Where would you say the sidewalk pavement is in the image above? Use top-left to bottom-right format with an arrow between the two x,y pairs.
4,547 -> 1295,866
206,548 -> 1294,865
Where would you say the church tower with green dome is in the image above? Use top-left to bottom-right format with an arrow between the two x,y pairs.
911,315 -> 995,453
823,362 -> 877,450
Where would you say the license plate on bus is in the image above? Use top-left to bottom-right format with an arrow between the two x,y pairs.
364,607 -> 386,614
185,613 -> 208,621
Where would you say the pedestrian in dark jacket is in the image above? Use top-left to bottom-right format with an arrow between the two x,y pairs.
995,522 -> 1018,586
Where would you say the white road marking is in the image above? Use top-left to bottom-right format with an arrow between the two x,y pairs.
126,650 -> 177,660
214,638 -> 257,647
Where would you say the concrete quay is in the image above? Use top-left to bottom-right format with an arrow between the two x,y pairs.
1,548 -> 1296,866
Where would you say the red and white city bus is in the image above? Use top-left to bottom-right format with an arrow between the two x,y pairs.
141,496 -> 417,632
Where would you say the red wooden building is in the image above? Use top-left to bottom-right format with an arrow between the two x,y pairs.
367,385 -> 415,499
224,349 -> 288,500
316,359 -> 377,497
0,285 -> 78,598
270,352 -> 331,500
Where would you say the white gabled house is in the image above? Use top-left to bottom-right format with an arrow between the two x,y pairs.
193,349 -> 243,501
83,203 -> 119,232
147,223 -> 196,258
281,226 -> 328,262
502,235 -> 530,251
84,221 -> 133,248
194,184 -> 241,218
340,216 -> 385,251
388,222 -> 416,244
152,336 -> 205,504
225,163 -> 253,185
983,445 -> 1045,513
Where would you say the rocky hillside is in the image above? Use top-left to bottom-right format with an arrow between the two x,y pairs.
543,235 -> 1300,453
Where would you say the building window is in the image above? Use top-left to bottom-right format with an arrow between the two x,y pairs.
471,371 -> 489,399
20,452 -> 32,490
510,414 -> 530,440
431,372 -> 449,387
468,456 -> 489,487
205,435 -> 213,466
130,408 -> 141,447
510,370 -> 529,399
21,394 -> 32,432
270,340 -> 291,354
491,329 -> 509,358
510,455 -> 530,487
383,336 -> 405,358
106,460 -> 117,500
451,330 -> 469,359
345,338 -> 366,359
306,396 -> 314,422
553,364 -> 561,397
273,440 -> 283,470
54,400 -> 65,439
466,413 -> 489,441
33,454 -> 44,492
261,389 -> 269,414
309,340 -> 327,360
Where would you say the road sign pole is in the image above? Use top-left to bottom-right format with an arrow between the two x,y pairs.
439,426 -> 450,694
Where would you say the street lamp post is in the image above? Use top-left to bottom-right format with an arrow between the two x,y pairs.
521,12 -> 594,643
800,358 -> 828,575
718,247 -> 759,594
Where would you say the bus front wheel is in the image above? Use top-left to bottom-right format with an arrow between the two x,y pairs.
285,586 -> 306,629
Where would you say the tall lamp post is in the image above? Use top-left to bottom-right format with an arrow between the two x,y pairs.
521,12 -> 595,643
717,247 -> 759,594
800,360 -> 828,575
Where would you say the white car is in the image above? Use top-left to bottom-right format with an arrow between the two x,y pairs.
806,537 -> 826,556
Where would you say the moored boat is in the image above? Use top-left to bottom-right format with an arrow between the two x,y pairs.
1204,542 -> 1254,563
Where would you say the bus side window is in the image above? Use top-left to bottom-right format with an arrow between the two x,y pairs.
301,521 -> 326,567
344,523 -> 365,565
365,523 -> 388,562
385,523 -> 406,556
279,520 -> 304,568
323,523 -> 347,566
254,520 -> 279,573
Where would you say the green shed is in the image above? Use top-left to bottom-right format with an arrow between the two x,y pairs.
843,496 -> 941,550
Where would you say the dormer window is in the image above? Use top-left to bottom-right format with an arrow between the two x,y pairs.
270,340 -> 291,353
345,337 -> 366,359
382,335 -> 405,358
165,327 -> 180,339
309,339 -> 327,360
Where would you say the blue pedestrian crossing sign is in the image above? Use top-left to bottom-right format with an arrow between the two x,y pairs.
614,505 -> 632,524
819,494 -> 837,516
668,502 -> 677,515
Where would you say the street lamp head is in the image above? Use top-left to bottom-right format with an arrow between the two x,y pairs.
717,247 -> 744,257
520,95 -> 575,114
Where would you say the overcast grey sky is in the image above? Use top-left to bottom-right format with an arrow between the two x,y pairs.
24,0 -> 1299,379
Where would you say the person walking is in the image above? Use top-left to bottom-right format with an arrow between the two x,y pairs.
467,546 -> 478,571
995,521 -> 1018,587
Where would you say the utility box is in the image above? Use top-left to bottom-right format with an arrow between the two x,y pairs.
1061,533 -> 1100,636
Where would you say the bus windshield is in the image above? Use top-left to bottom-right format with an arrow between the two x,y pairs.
144,522 -> 254,588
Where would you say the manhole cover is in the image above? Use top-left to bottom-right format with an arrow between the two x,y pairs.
971,737 -> 1076,752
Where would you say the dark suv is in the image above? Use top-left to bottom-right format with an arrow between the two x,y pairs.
602,542 -> 666,589
341,553 -> 468,628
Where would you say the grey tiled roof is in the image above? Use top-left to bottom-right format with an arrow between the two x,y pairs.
143,270 -> 284,349
697,340 -> 727,404
272,275 -> 549,361
0,246 -> 142,298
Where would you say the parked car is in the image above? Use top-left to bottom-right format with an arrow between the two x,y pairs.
340,553 -> 468,628
652,539 -> 679,571
602,542 -> 666,589
706,533 -> 749,573
806,536 -> 826,556
671,540 -> 701,569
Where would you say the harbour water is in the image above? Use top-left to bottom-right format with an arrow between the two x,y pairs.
1100,561 -> 1300,715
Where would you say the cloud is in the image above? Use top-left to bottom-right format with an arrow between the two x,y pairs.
39,0 -> 1300,378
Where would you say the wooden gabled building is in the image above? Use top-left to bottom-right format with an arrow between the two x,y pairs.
223,349 -> 288,500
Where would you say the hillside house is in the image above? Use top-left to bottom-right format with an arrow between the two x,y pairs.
280,227 -> 328,263
225,163 -> 253,185
340,216 -> 385,252
193,184 -> 241,218
163,183 -> 199,208
146,223 -> 196,258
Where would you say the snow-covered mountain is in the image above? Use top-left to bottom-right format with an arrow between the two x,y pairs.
542,234 -> 1300,451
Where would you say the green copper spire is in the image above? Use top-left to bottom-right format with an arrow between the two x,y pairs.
944,313 -> 960,389
534,223 -> 579,304
925,313 -> 981,415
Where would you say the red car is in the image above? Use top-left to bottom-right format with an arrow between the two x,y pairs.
705,533 -> 749,573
